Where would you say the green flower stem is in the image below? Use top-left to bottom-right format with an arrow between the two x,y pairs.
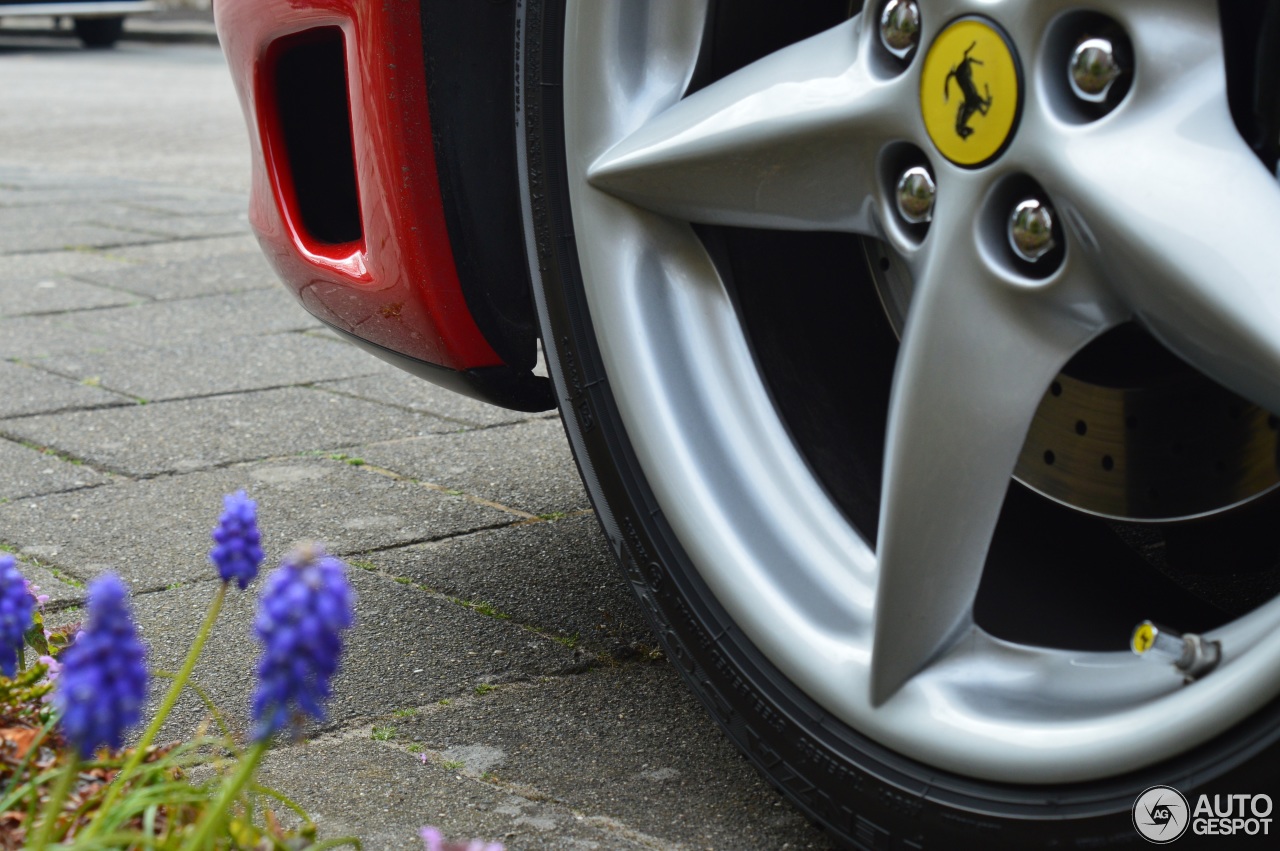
30,754 -> 78,849
180,738 -> 268,851
85,581 -> 229,840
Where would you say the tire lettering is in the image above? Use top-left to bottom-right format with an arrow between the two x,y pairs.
854,815 -> 893,851
796,738 -> 865,793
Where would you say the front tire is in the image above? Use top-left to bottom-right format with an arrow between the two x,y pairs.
74,16 -> 124,49
516,1 -> 1280,846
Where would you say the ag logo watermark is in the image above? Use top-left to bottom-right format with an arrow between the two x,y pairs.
1133,786 -> 1189,843
1132,786 -> 1274,842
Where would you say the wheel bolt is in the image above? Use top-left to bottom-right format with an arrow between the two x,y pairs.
1008,198 -> 1056,262
895,166 -> 935,224
879,0 -> 921,60
1069,37 -> 1122,103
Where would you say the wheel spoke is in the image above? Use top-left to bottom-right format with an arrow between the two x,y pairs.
869,189 -> 1123,706
1040,11 -> 1280,416
587,15 -> 913,233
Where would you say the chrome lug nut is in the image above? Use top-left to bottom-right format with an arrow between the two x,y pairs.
1069,37 -> 1123,103
879,0 -> 921,60
895,166 -> 935,224
1008,198 -> 1057,262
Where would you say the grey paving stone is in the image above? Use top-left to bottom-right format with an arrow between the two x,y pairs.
0,314 -> 137,359
255,737 -> 658,851
0,223 -> 160,254
320,367 -> 546,428
37,333 -> 383,402
120,195 -> 249,218
0,359 -> 131,416
122,213 -> 250,241
397,666 -> 834,850
0,248 -> 131,284
0,181 -> 170,207
369,516 -> 651,652
108,233 -> 261,264
64,288 -> 320,347
76,250 -> 278,300
0,202 -> 247,243
0,457 -> 516,588
0,276 -> 140,317
124,569 -> 579,740
0,437 -> 108,500
0,200 -> 150,232
0,168 -> 111,192
0,42 -> 250,193
358,419 -> 588,516
0,168 -> 182,200
2,387 -> 465,476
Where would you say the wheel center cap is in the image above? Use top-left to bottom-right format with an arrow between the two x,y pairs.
920,18 -> 1022,168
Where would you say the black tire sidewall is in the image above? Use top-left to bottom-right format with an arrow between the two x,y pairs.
74,17 -> 124,49
516,1 -> 1280,847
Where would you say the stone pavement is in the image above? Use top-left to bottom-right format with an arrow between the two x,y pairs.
0,164 -> 832,847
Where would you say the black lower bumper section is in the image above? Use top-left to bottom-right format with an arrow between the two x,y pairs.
421,0 -> 540,373
328,323 -> 554,413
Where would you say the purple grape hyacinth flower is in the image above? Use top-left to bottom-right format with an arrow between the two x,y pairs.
251,544 -> 354,740
0,554 -> 35,678
210,490 -> 264,589
54,574 -> 148,758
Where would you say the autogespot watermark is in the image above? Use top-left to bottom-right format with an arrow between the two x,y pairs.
1132,785 -> 1273,843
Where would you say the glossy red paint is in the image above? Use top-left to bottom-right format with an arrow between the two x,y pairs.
215,0 -> 504,370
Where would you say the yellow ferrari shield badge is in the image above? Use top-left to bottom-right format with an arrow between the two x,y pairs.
920,18 -> 1021,167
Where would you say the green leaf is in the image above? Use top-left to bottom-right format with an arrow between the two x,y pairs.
24,612 -> 50,657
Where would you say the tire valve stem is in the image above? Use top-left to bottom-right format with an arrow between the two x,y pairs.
1131,620 -> 1221,680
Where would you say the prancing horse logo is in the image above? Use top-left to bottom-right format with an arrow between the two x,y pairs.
944,41 -> 992,140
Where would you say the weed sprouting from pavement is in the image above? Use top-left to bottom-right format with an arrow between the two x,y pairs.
548,631 -> 579,649
326,453 -> 366,466
448,597 -> 510,620
48,565 -> 85,590
18,441 -> 86,467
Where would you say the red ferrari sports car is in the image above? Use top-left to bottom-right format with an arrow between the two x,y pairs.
216,0 -> 1280,846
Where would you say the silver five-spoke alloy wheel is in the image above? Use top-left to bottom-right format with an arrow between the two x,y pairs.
547,0 -> 1280,786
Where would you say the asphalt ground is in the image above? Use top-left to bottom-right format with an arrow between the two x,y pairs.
0,26 -> 832,851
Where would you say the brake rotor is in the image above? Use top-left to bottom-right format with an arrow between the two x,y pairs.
866,239 -> 1280,521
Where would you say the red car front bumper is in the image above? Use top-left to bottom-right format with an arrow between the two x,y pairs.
216,0 -> 550,410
